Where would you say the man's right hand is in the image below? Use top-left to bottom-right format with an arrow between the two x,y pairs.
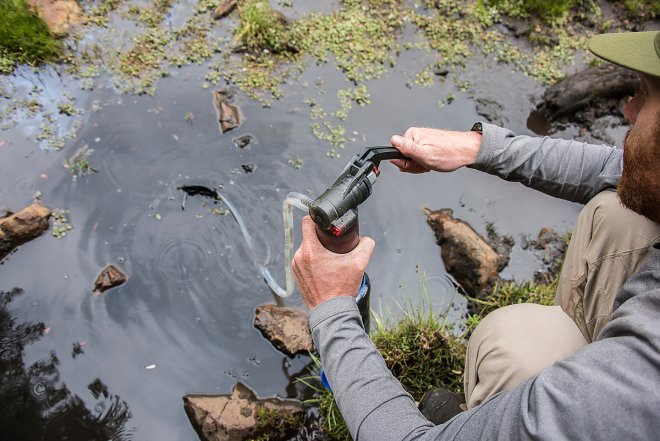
389,127 -> 482,173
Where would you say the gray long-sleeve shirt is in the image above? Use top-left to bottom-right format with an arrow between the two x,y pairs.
309,123 -> 660,440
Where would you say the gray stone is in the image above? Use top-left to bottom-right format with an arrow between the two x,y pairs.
536,64 -> 639,127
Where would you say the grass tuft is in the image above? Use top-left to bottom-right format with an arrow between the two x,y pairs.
0,0 -> 61,72
235,0 -> 296,54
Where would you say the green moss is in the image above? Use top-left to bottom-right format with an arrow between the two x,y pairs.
255,405 -> 304,440
0,0 -> 61,71
64,145 -> 97,178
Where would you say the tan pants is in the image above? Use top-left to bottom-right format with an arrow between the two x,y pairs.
464,191 -> 660,408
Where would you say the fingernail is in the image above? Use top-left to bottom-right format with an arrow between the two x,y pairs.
391,135 -> 402,145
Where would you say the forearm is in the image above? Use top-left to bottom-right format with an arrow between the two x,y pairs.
471,122 -> 623,204
309,297 -> 435,440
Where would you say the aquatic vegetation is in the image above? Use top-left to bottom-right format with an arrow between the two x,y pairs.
0,0 -> 62,71
479,0 -> 578,22
64,145 -> 97,178
288,156 -> 303,169
0,0 -> 648,149
51,209 -> 73,238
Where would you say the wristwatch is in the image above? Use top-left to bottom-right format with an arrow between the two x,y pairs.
470,122 -> 483,134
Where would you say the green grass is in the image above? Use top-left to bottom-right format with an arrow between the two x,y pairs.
0,0 -> 61,72
464,278 -> 557,334
234,0 -> 297,54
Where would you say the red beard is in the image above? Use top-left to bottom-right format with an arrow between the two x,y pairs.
618,123 -> 660,224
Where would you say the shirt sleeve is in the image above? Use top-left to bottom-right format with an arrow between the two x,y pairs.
470,122 -> 623,204
309,253 -> 660,441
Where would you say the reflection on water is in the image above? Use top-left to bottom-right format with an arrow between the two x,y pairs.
0,288 -> 134,440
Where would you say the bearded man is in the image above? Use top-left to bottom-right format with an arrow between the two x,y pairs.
292,30 -> 660,440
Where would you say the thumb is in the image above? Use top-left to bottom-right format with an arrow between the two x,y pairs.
354,236 -> 376,268
300,215 -> 323,251
391,134 -> 420,158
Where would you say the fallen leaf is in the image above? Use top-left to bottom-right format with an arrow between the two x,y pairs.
43,326 -> 52,334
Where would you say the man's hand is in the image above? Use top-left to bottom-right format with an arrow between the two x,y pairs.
390,127 -> 482,173
292,216 -> 375,309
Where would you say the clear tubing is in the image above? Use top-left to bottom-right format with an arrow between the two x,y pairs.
218,190 -> 312,298
272,192 -> 313,297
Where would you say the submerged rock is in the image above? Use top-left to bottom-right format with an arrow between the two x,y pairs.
213,0 -> 236,20
254,305 -> 313,356
0,204 -> 51,261
93,264 -> 127,294
183,381 -> 304,441
475,98 -> 507,127
424,208 -> 499,295
522,227 -> 569,283
536,64 -> 638,128
214,90 -> 241,133
241,162 -> 256,174
232,134 -> 256,149
28,0 -> 82,37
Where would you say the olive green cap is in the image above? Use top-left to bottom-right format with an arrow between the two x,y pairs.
588,31 -> 660,78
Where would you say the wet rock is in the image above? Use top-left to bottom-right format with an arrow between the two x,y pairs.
522,227 -> 570,283
232,134 -> 256,149
0,204 -> 51,261
536,64 -> 639,129
214,90 -> 241,133
183,381 -> 304,441
418,388 -> 465,425
93,264 -> 127,294
424,208 -> 499,295
241,162 -> 256,174
485,223 -> 514,272
28,0 -> 82,37
212,0 -> 236,20
254,305 -> 313,356
475,98 -> 506,127
502,18 -> 531,38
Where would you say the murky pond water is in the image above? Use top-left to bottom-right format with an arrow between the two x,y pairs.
0,16 -> 599,439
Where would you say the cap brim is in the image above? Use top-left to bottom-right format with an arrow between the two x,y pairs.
588,31 -> 660,78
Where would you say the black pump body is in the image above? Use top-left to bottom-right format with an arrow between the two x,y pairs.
309,146 -> 406,250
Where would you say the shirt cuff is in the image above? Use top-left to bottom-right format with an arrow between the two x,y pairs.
470,121 -> 516,171
309,296 -> 360,330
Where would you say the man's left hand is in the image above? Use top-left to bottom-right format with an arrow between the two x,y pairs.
292,216 -> 375,309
